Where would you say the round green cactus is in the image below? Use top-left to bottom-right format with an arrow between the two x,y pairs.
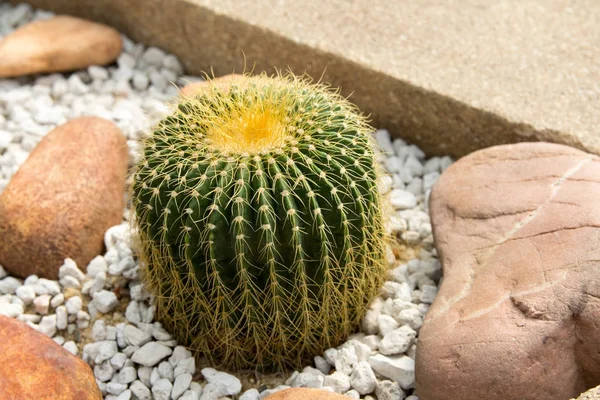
131,73 -> 387,370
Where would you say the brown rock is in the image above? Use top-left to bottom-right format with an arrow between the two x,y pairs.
0,15 -> 122,78
575,386 -> 600,400
0,117 -> 128,279
0,315 -> 102,399
180,74 -> 244,97
264,388 -> 350,400
416,143 -> 600,400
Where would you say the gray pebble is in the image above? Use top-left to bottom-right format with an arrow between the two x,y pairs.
110,352 -> 128,369
92,320 -> 107,341
106,326 -> 117,341
94,360 -> 116,382
93,290 -> 119,313
314,355 -> 331,374
138,366 -> 153,387
59,275 -> 80,289
88,65 -> 109,81
65,296 -> 82,314
132,73 -> 150,91
130,380 -> 151,400
38,314 -> 57,337
50,293 -> 64,308
324,371 -> 351,393
87,256 -> 108,278
179,390 -> 199,400
151,378 -> 173,400
419,284 -> 438,304
142,47 -> 166,66
190,381 -> 203,395
201,368 -> 242,396
368,354 -> 415,390
115,390 -> 131,400
58,258 -> 85,281
125,300 -> 141,324
17,314 -> 41,323
15,285 -> 35,304
132,342 -> 173,367
375,380 -> 405,400
171,372 -> 193,400
169,345 -> 193,367
118,366 -> 137,384
1,302 -> 23,317
158,360 -> 174,382
106,382 -> 128,395
124,324 -> 152,346
63,341 -> 78,355
239,389 -> 260,400
350,361 -> 377,394
174,357 -> 195,377
122,345 -> 140,357
390,189 -> 417,209
53,336 -> 65,345
379,325 -> 416,356
152,323 -> 172,341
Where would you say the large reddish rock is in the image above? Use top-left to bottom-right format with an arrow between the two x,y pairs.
416,143 -> 600,400
0,315 -> 102,399
0,117 -> 128,279
0,15 -> 122,78
264,388 -> 350,400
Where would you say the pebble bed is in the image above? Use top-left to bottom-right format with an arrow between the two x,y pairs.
0,3 -> 453,400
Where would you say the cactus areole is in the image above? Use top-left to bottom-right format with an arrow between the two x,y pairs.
132,74 -> 387,370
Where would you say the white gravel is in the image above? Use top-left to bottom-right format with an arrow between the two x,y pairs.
0,2 -> 454,399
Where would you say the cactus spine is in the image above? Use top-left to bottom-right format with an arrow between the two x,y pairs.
131,73 -> 387,370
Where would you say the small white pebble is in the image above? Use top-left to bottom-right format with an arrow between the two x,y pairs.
53,335 -> 65,345
171,372 -> 193,399
0,277 -> 22,294
111,352 -> 128,369
38,314 -> 57,337
50,293 -> 64,308
63,341 -> 78,355
87,256 -> 108,278
58,258 -> 86,282
65,296 -> 82,314
130,380 -> 151,399
93,290 -> 119,313
15,285 -> 35,304
151,378 -> 173,400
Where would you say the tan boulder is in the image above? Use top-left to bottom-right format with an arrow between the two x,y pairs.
180,73 -> 244,97
416,143 -> 600,400
0,315 -> 102,399
0,117 -> 128,279
264,388 -> 350,400
0,15 -> 122,78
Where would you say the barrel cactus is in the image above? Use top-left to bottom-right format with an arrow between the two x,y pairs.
131,73 -> 387,370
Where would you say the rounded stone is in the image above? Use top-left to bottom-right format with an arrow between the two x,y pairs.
0,16 -> 122,78
0,117 -> 128,278
263,388 -> 351,400
417,143 -> 600,400
0,315 -> 101,399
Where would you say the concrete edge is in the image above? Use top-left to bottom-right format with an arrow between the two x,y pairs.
11,0 -> 600,158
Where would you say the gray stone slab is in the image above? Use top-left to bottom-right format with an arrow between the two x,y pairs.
13,0 -> 600,157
